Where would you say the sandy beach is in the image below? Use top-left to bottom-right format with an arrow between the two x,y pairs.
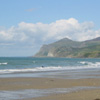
0,77 -> 100,100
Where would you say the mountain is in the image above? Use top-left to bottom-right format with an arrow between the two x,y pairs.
34,37 -> 100,58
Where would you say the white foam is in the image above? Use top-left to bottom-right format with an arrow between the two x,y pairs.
0,62 -> 100,74
0,62 -> 8,65
79,61 -> 88,64
79,61 -> 100,67
0,61 -> 100,74
0,66 -> 62,74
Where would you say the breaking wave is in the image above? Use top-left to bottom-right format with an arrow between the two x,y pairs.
0,62 -> 8,65
79,61 -> 100,67
0,61 -> 100,74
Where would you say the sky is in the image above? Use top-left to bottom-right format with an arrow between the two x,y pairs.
0,0 -> 100,57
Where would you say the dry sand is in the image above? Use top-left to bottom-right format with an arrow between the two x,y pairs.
0,77 -> 100,100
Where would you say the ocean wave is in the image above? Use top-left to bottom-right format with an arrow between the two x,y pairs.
0,62 -> 100,74
79,61 -> 100,67
0,62 -> 8,65
0,66 -> 62,74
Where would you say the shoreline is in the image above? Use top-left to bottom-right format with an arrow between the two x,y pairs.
0,68 -> 100,79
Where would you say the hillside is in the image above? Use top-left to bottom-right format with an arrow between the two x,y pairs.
34,37 -> 100,58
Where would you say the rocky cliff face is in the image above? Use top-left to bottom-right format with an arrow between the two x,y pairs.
34,37 -> 100,58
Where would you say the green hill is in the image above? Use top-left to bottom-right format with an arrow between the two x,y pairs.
34,37 -> 100,58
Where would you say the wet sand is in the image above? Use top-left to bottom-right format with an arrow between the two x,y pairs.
0,77 -> 100,100
30,89 -> 100,100
0,78 -> 100,90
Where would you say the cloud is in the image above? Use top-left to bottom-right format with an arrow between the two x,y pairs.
0,18 -> 100,48
26,8 -> 36,12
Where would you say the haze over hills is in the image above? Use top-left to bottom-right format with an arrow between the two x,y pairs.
34,37 -> 100,58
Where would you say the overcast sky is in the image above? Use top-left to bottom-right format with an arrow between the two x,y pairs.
0,0 -> 100,57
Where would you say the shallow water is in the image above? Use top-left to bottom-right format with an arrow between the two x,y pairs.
0,86 -> 100,100
0,68 -> 100,79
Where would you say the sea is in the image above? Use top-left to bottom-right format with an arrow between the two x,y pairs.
0,57 -> 100,79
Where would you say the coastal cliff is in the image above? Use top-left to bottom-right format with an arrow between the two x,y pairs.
34,37 -> 100,58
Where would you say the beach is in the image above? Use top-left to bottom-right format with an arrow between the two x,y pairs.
0,77 -> 100,100
0,57 -> 100,99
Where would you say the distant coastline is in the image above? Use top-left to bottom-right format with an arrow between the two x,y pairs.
34,37 -> 100,58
